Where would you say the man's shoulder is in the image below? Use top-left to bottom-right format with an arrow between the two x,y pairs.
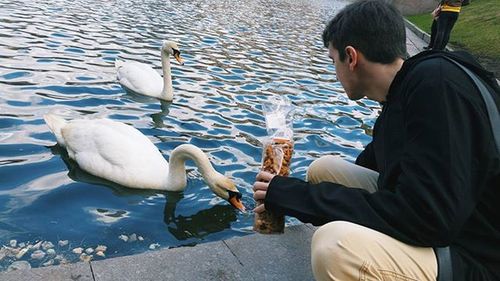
408,57 -> 445,75
404,52 -> 464,75
406,51 -> 499,95
405,51 -> 494,80
398,55 -> 453,87
399,51 -> 493,90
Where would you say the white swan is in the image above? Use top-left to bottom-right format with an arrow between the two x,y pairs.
115,41 -> 184,101
43,114 -> 245,211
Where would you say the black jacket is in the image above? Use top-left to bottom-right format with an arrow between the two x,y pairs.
265,51 -> 500,280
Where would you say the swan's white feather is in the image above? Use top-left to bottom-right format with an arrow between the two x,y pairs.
43,114 -> 67,147
47,116 -> 169,189
116,60 -> 163,97
43,115 -> 245,210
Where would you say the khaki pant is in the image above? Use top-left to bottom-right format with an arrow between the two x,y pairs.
307,156 -> 438,281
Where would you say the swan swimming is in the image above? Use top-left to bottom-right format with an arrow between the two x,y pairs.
43,114 -> 245,211
115,40 -> 184,101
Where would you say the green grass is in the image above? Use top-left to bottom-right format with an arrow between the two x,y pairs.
406,0 -> 500,59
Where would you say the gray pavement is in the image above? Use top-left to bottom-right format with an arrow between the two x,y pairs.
0,24 -> 429,281
0,224 -> 317,281
405,20 -> 431,55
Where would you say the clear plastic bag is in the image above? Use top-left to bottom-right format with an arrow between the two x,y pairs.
254,96 -> 294,234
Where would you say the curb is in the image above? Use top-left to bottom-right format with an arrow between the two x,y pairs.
404,19 -> 431,44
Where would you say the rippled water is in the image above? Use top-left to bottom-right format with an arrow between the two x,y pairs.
0,0 -> 380,270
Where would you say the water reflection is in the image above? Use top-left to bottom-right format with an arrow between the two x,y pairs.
55,141 -> 239,241
0,170 -> 72,213
150,100 -> 172,128
163,192 -> 237,241
0,0 -> 379,270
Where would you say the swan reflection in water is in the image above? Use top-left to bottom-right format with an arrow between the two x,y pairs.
53,144 -> 238,238
150,100 -> 171,128
119,91 -> 172,128
163,191 -> 237,241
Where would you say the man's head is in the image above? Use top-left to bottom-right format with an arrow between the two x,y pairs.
322,0 -> 406,101
322,0 -> 406,64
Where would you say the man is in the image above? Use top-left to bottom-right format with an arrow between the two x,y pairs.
425,0 -> 464,50
253,1 -> 500,280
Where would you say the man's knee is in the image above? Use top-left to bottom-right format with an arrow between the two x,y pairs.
311,221 -> 438,280
307,156 -> 378,191
311,221 -> 347,269
306,155 -> 344,183
311,221 -> 376,280
312,221 -> 366,260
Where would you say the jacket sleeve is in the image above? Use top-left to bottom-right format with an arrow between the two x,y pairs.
265,61 -> 482,247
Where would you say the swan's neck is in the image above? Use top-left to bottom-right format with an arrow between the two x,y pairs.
166,144 -> 217,191
160,51 -> 173,101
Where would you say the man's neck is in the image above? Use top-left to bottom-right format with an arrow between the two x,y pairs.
360,58 -> 405,103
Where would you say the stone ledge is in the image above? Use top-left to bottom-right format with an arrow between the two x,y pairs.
0,224 -> 317,281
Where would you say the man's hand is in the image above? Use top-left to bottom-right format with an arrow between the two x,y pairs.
431,5 -> 441,19
253,171 -> 276,213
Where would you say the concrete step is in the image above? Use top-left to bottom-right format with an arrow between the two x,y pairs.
0,224 -> 316,281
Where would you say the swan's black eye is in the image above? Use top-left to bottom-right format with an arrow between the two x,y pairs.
228,190 -> 242,200
173,49 -> 181,56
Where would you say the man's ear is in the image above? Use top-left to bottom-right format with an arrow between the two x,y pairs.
344,46 -> 358,71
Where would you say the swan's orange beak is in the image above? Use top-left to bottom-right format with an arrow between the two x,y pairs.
173,52 -> 184,65
228,191 -> 246,212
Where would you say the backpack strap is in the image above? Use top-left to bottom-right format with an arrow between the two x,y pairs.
435,247 -> 452,281
441,56 -> 500,153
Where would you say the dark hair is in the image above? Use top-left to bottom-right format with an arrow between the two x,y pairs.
322,0 -> 406,64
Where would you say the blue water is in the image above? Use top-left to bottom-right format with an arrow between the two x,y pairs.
0,0 -> 379,270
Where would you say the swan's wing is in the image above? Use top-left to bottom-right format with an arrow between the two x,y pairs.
61,119 -> 169,189
116,61 -> 163,97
